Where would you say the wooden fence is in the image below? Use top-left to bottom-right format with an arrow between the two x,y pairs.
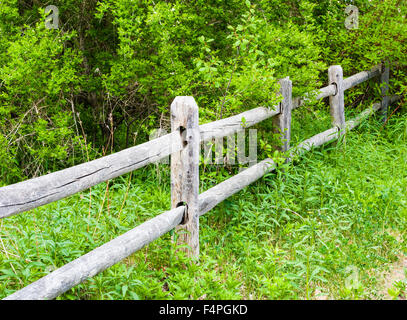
0,63 -> 402,300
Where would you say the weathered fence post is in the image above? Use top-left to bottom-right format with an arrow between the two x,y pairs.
273,77 -> 293,152
328,65 -> 346,137
380,62 -> 390,122
171,96 -> 200,258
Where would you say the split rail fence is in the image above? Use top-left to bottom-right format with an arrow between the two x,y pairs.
0,63 -> 402,300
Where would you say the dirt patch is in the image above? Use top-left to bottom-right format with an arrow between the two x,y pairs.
313,288 -> 329,300
378,255 -> 407,300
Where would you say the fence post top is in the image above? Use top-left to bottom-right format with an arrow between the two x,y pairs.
171,96 -> 198,112
279,76 -> 292,84
329,64 -> 342,68
328,65 -> 343,72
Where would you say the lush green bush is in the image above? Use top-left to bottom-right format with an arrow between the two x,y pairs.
0,2 -> 85,182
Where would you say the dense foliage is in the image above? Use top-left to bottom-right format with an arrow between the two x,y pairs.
0,0 -> 406,183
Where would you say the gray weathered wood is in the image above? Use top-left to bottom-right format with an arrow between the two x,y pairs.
292,98 -> 401,156
328,65 -> 346,133
293,64 -> 382,110
292,127 -> 340,157
389,95 -> 402,105
380,63 -> 390,122
3,206 -> 185,300
296,103 -> 384,156
345,102 -> 381,131
273,77 -> 293,151
316,84 -> 337,100
200,105 -> 280,142
343,64 -> 382,90
171,97 -> 200,258
199,158 -> 276,216
0,131 -> 183,219
347,95 -> 401,130
292,85 -> 336,110
291,112 -> 363,158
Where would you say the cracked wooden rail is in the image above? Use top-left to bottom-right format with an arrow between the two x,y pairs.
200,105 -> 280,141
0,132 -> 184,219
4,95 -> 401,300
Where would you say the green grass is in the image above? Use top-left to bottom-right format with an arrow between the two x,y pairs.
0,103 -> 406,300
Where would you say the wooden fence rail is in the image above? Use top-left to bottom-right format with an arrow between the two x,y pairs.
1,63 -> 402,300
